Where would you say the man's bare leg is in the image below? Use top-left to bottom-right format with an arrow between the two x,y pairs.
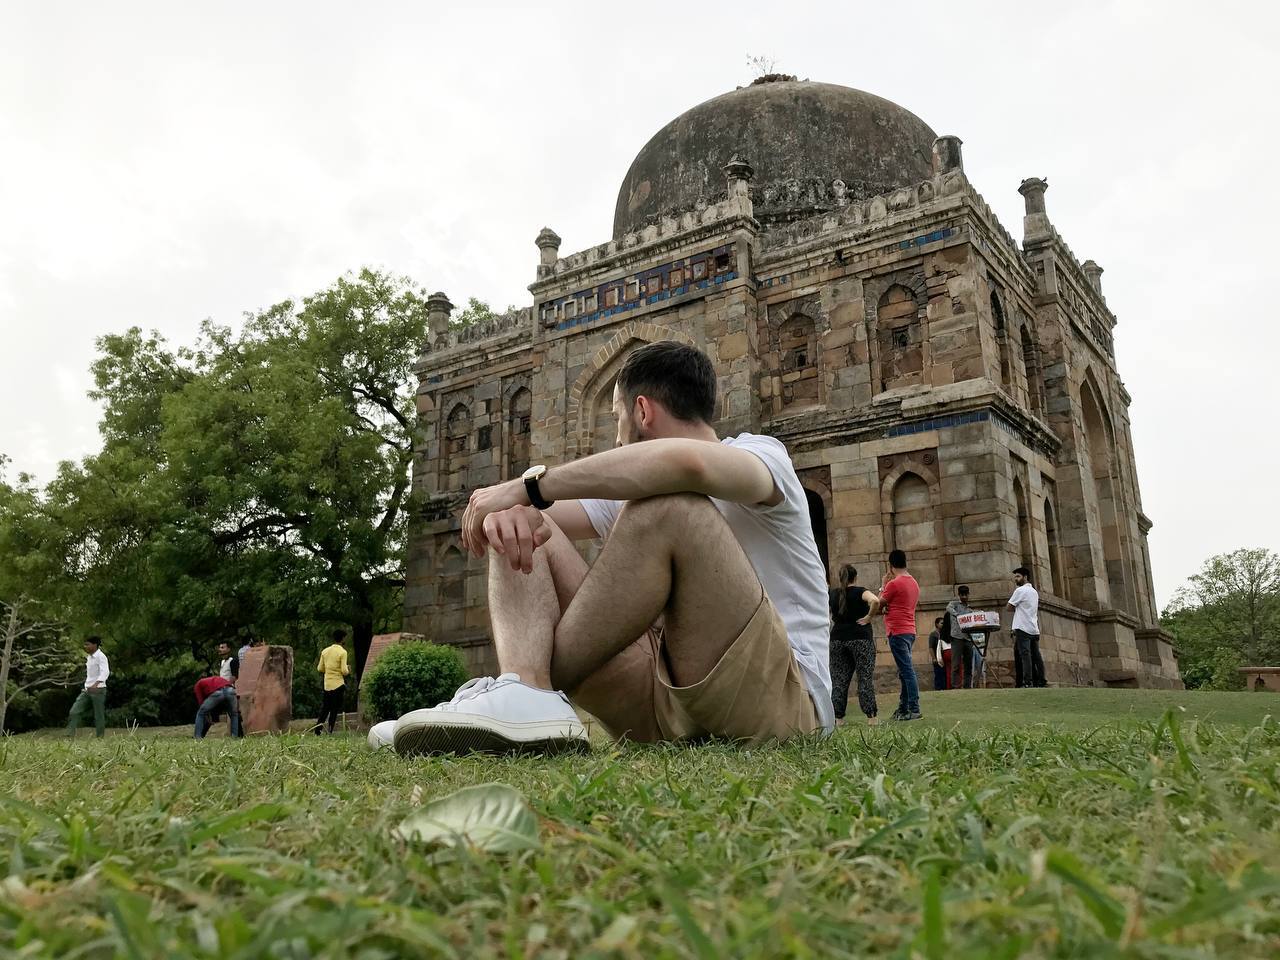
552,494 -> 764,692
487,517 -> 587,689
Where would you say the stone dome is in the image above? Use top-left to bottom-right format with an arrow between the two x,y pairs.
613,77 -> 938,238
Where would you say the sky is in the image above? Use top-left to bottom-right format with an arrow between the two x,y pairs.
1,0 -> 1277,607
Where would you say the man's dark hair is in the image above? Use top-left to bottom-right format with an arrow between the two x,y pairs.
1013,566 -> 1031,578
331,629 -> 347,644
84,635 -> 101,648
217,640 -> 230,650
616,341 -> 716,424
888,549 -> 907,569
934,617 -> 944,627
957,584 -> 970,595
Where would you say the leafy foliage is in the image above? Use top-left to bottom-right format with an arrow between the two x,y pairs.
1163,548 -> 1280,688
0,269 -> 426,729
361,641 -> 467,721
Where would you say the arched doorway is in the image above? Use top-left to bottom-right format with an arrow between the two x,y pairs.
804,489 -> 830,583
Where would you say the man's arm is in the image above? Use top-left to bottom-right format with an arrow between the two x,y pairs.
538,440 -> 779,508
340,649 -> 350,677
462,440 -> 780,564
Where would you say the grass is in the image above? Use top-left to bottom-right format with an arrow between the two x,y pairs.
1,689 -> 1277,958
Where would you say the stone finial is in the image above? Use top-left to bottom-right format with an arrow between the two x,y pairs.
1082,260 -> 1104,294
722,155 -> 755,216
426,291 -> 454,338
931,135 -> 964,175
1018,177 -> 1051,243
535,227 -> 561,278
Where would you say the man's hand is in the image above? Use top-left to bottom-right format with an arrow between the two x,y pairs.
461,479 -> 531,558
476,505 -> 553,574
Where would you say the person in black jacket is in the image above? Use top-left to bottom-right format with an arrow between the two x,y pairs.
828,564 -> 881,725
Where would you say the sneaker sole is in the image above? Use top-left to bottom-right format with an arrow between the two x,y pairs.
394,716 -> 589,758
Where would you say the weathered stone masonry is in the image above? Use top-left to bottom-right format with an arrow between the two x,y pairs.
403,77 -> 1180,690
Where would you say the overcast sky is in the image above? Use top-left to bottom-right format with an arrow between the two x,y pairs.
2,1 -> 1276,606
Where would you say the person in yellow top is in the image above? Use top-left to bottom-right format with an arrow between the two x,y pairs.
314,629 -> 351,735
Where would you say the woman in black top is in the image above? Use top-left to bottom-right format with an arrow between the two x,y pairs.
829,564 -> 881,724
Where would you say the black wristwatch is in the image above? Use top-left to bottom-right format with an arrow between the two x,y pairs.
521,464 -> 554,510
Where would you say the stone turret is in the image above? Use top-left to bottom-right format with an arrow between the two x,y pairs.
535,227 -> 561,279
722,155 -> 755,218
931,135 -> 964,175
1082,259 -> 1104,295
426,292 -> 454,339
1018,177 -> 1051,244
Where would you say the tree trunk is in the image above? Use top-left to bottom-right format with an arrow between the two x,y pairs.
352,609 -> 374,687
1,605 -> 18,735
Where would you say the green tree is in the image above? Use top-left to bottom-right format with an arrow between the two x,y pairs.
1162,548 -> 1280,689
44,269 -> 427,688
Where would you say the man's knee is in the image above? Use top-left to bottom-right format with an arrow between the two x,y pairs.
618,492 -> 716,531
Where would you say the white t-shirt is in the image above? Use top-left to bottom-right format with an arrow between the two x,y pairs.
1008,583 -> 1040,634
579,433 -> 834,731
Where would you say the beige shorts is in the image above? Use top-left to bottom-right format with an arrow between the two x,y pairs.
573,592 -> 820,745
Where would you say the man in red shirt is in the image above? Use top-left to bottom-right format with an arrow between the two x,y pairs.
879,549 -> 922,721
194,676 -> 244,739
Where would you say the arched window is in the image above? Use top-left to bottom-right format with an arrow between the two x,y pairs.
778,314 -> 819,408
507,387 -> 532,477
439,545 -> 466,604
1021,325 -> 1044,415
877,286 -> 923,392
443,403 -> 471,491
1013,477 -> 1033,570
592,375 -> 619,454
890,473 -> 932,552
991,290 -> 1013,392
1044,496 -> 1065,598
804,488 -> 829,581
1081,382 -> 1130,613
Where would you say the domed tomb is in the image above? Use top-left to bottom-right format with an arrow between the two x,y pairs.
613,77 -> 938,238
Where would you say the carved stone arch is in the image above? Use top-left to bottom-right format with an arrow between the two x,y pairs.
798,470 -> 833,583
565,321 -> 695,458
865,272 -> 928,393
441,400 -> 472,492
435,541 -> 467,605
879,455 -> 945,587
1078,367 -> 1131,613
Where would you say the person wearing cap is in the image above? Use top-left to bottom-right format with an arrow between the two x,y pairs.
945,584 -> 976,689
193,675 -> 244,739
1008,566 -> 1045,688
65,636 -> 109,738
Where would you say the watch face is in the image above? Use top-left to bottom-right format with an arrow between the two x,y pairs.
522,464 -> 546,481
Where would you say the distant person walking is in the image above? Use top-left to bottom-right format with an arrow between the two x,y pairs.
945,585 -> 976,689
315,630 -> 350,734
1008,566 -> 1046,688
65,636 -> 109,739
880,550 -> 921,721
194,675 -> 244,739
929,617 -> 950,690
828,565 -> 881,725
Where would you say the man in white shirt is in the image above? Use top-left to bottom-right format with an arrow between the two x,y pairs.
1007,566 -> 1046,688
65,636 -> 109,738
393,341 -> 833,756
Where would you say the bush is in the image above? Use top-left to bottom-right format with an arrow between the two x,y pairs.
362,642 -> 467,722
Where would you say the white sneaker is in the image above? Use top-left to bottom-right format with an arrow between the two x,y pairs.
367,719 -> 397,751
392,673 -> 589,757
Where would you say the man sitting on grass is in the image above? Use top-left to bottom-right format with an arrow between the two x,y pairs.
393,341 -> 834,756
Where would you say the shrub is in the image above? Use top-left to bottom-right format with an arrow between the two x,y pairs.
104,654 -> 204,728
362,642 -> 467,722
